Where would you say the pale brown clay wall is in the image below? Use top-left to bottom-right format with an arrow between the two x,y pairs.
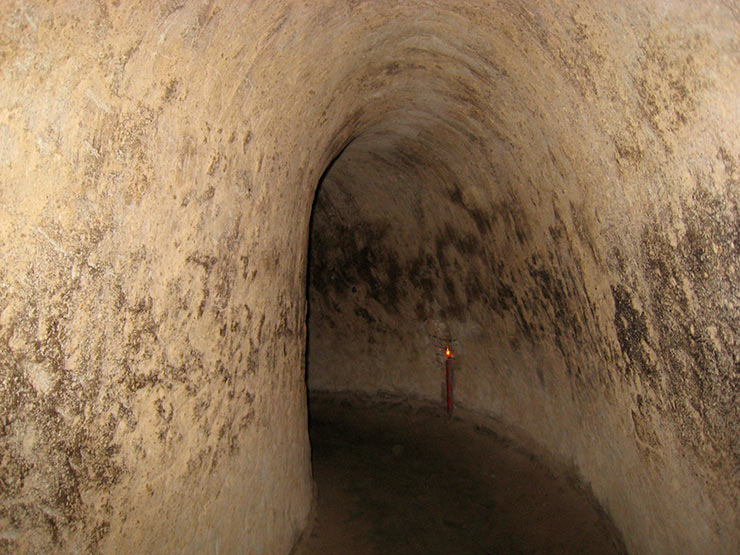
0,1 -> 738,553
0,2 -> 324,552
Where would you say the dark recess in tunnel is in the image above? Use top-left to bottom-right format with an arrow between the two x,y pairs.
298,104 -> 626,548
300,126 -> 628,549
304,103 -> 505,400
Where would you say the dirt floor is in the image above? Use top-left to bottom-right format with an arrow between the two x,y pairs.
296,393 -> 626,554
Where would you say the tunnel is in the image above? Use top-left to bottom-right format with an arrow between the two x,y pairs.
1,0 -> 739,553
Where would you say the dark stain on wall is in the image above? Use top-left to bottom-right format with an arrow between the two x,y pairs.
310,219 -> 402,310
611,284 -> 650,378
639,178 -> 740,475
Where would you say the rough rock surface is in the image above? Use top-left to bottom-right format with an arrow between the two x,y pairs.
0,0 -> 737,553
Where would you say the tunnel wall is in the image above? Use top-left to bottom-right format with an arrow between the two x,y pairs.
0,0 -> 738,552
307,1 -> 740,553
0,2 -> 331,551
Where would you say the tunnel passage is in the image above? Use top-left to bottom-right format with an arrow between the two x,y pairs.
306,120 -> 489,398
304,2 -> 740,553
1,1 -> 738,553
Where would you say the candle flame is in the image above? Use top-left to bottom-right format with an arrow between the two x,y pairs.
445,346 -> 453,358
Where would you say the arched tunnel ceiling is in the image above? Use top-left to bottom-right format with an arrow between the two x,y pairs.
0,1 -> 738,553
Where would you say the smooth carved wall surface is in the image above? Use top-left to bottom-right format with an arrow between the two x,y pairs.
0,1 -> 738,553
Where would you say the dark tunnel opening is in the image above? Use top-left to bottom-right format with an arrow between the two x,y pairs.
304,115 -> 487,401
301,127 -> 628,550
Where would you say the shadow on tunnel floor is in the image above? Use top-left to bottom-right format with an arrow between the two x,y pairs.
296,392 -> 626,555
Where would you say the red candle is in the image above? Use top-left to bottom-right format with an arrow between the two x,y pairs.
445,346 -> 453,414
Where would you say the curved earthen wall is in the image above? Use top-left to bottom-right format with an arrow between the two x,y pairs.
0,1 -> 738,553
306,1 -> 740,552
